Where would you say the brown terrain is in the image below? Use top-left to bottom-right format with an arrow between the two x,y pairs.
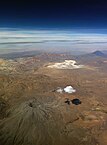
0,52 -> 107,145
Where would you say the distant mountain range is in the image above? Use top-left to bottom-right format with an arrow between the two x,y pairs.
0,49 -> 107,60
77,50 -> 107,59
0,51 -> 41,59
92,50 -> 107,57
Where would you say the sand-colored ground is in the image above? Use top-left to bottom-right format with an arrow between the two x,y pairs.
0,55 -> 107,145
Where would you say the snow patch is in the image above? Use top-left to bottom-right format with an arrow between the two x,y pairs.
47,60 -> 84,69
56,86 -> 76,94
56,87 -> 63,93
64,86 -> 76,93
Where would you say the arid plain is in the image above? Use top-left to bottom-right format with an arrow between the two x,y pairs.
0,52 -> 107,145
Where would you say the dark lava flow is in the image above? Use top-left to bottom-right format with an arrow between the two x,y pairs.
65,98 -> 81,105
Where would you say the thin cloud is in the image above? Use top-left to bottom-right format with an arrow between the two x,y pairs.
0,28 -> 107,54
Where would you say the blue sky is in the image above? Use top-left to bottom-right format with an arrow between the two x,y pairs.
0,0 -> 107,29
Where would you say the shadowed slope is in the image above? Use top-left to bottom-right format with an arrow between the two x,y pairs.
0,96 -> 96,145
0,97 -> 64,145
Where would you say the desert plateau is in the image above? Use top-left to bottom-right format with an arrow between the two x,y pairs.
0,51 -> 107,145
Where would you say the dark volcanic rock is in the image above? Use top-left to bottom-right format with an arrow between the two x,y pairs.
71,98 -> 82,105
65,98 -> 71,105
